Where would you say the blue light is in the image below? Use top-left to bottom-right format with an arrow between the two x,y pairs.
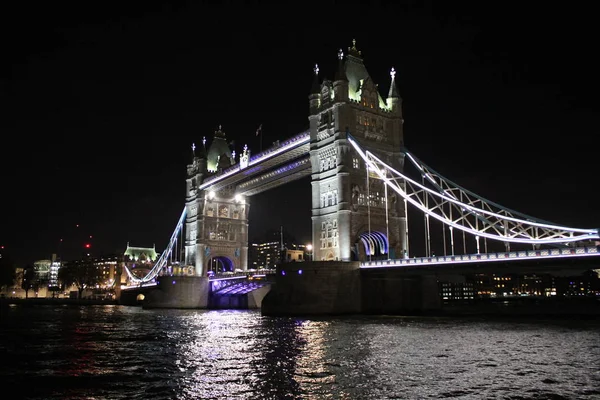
298,269 -> 303,275
281,270 -> 286,276
172,280 -> 176,285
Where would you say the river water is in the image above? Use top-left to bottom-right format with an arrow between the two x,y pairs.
1,305 -> 599,399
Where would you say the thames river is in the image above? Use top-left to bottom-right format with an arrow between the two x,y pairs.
1,305 -> 599,399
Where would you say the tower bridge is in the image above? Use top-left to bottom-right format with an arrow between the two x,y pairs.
120,40 -> 600,313
198,131 -> 311,196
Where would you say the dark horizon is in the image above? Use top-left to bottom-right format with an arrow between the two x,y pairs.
2,2 -> 599,266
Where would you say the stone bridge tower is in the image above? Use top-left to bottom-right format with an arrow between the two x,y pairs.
184,127 -> 249,276
309,40 -> 408,262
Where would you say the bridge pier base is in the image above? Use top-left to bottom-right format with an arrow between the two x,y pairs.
361,273 -> 441,315
143,276 -> 209,309
262,261 -> 362,316
261,262 -> 442,316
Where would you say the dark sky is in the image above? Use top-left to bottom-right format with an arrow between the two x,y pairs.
2,1 -> 599,265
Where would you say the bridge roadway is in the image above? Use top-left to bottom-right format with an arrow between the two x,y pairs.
120,269 -> 275,291
199,131 -> 310,196
121,247 -> 598,292
360,245 -> 600,275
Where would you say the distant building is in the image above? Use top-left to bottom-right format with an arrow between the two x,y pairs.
32,254 -> 63,294
33,259 -> 51,285
284,249 -> 304,262
65,253 -> 120,288
249,241 -> 280,269
248,241 -> 309,269
121,243 -> 159,283
439,275 -> 474,301
49,254 -> 61,288
123,243 -> 158,262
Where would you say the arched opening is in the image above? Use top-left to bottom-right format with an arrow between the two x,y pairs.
206,256 -> 235,274
358,231 -> 389,260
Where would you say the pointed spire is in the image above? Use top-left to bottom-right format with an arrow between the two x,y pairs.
215,124 -> 226,138
334,49 -> 347,82
195,136 -> 206,159
311,63 -> 320,94
348,38 -> 362,58
388,67 -> 400,99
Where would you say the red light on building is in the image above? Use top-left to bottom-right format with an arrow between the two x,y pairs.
85,243 -> 91,248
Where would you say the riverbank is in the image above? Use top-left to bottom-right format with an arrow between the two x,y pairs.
1,297 -> 119,306
384,297 -> 600,320
2,297 -> 599,319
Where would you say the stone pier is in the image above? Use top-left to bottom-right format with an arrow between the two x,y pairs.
262,261 -> 362,316
143,276 -> 209,309
261,261 -> 442,316
361,272 -> 441,315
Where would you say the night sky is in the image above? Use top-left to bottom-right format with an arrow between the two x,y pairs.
2,2 -> 598,266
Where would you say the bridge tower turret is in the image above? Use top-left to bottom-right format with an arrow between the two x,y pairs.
386,67 -> 402,117
309,64 -> 321,115
333,48 -> 349,102
185,140 -> 207,272
185,129 -> 250,277
309,40 -> 407,262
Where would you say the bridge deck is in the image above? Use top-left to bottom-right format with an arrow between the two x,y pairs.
360,246 -> 600,269
200,131 -> 310,195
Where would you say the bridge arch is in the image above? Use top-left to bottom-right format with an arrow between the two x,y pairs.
357,231 -> 389,260
207,256 -> 235,274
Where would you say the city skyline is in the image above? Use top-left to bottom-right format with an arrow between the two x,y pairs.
2,3 -> 599,266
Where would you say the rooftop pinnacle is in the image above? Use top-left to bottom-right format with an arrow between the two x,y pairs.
388,67 -> 400,99
348,38 -> 362,57
311,63 -> 320,94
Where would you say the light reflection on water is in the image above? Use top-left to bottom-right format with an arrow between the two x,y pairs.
1,305 -> 599,399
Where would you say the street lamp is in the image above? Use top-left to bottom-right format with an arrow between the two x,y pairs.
306,244 -> 313,261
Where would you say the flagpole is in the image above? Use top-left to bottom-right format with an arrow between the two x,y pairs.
257,124 -> 263,153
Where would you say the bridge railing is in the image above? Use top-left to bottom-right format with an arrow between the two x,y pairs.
209,269 -> 276,280
199,131 -> 310,188
247,131 -> 310,163
360,246 -> 600,268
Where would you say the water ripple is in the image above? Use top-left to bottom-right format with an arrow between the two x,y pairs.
1,306 -> 600,399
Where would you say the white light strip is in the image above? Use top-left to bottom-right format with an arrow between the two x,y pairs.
210,275 -> 249,281
120,282 -> 158,290
142,207 -> 187,282
360,246 -> 600,269
127,206 -> 187,284
348,137 -> 598,244
199,133 -> 310,190
405,152 -> 423,172
369,147 -> 596,234
404,150 -> 557,225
